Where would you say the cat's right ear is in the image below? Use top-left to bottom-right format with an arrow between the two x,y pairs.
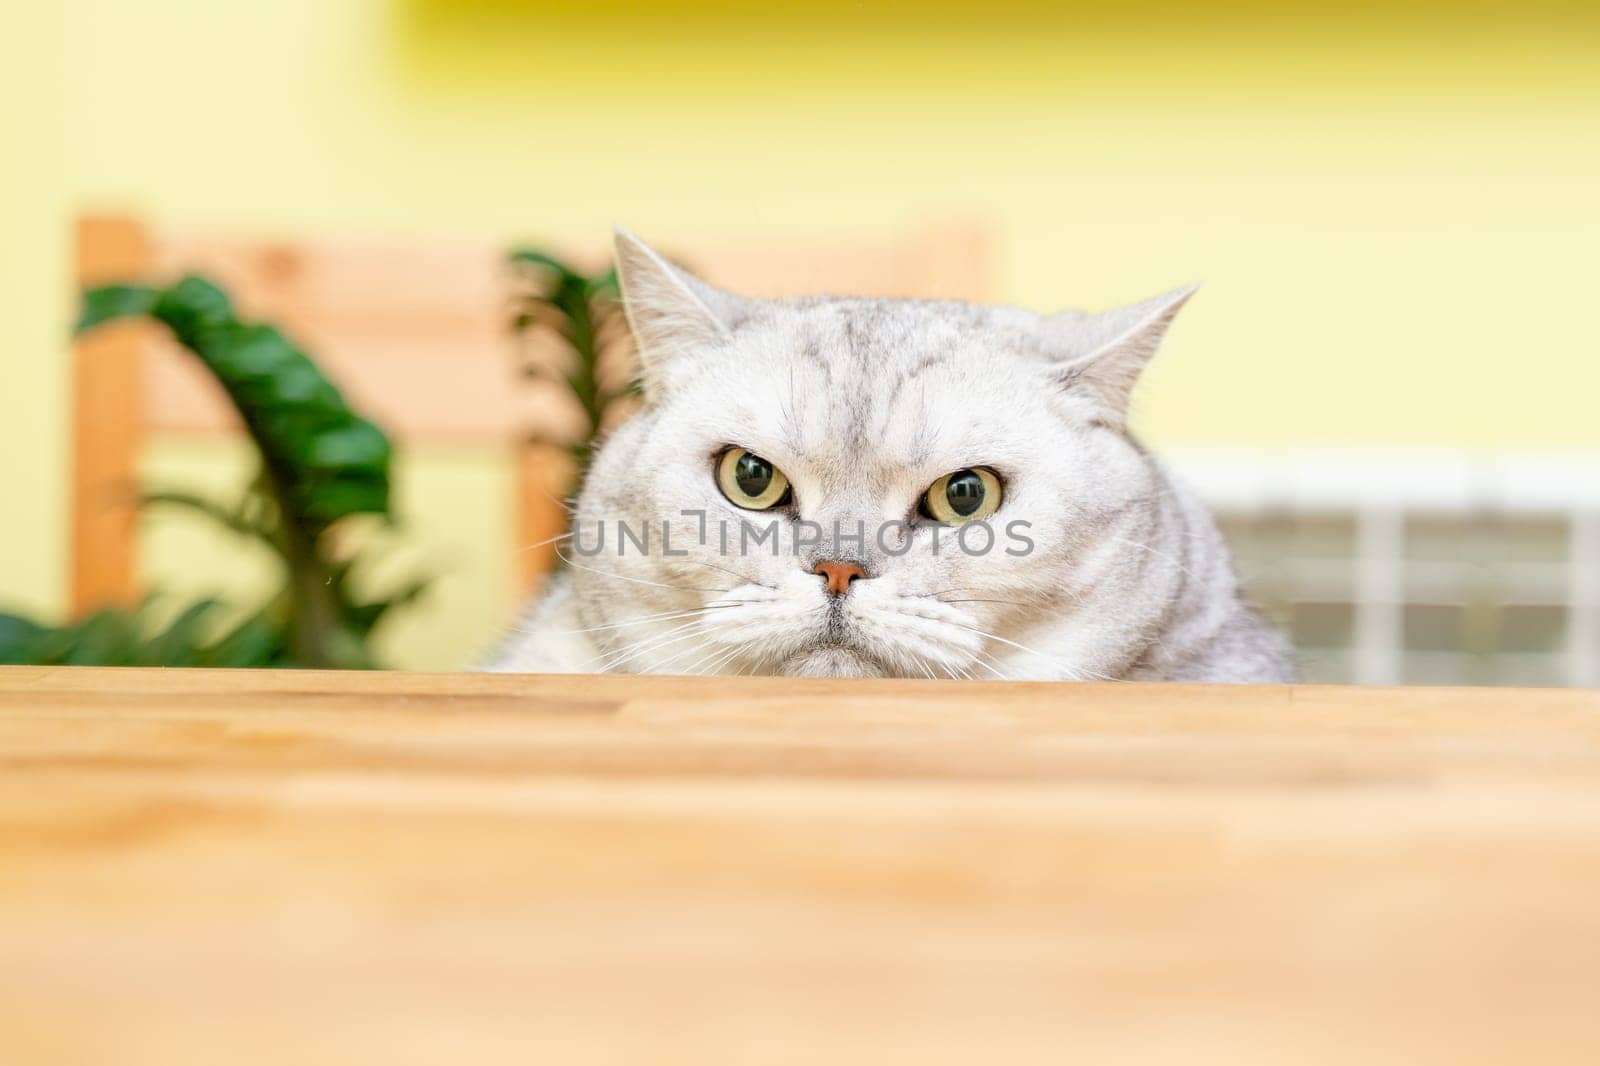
613,226 -> 740,402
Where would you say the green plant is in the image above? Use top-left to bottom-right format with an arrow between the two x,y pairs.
508,249 -> 635,486
0,276 -> 429,669
0,597 -> 285,668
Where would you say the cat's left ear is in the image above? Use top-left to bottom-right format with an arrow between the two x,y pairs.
613,226 -> 747,402
1044,285 -> 1198,425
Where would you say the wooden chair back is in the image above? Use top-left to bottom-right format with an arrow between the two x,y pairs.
69,215 -> 994,616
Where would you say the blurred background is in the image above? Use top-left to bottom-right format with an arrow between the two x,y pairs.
2,0 -> 1598,681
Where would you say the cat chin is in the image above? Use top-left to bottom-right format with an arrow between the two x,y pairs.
779,646 -> 886,679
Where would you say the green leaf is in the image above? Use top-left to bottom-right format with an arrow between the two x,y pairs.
153,275 -> 234,334
510,248 -> 584,279
52,608 -> 147,666
344,574 -> 433,637
70,271 -> 429,670
140,489 -> 287,559
303,419 -> 390,467
101,274 -> 398,537
300,479 -> 390,527
0,594 -> 294,668
505,246 -> 628,535
143,599 -> 224,666
0,612 -> 49,665
77,285 -> 159,333
199,609 -> 286,668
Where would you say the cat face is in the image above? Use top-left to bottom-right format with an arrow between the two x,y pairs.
565,229 -> 1195,678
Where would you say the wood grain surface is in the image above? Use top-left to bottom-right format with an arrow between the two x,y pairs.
4,667 -> 1600,1065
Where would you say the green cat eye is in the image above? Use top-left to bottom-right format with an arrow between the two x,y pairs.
923,467 -> 1002,525
717,448 -> 791,510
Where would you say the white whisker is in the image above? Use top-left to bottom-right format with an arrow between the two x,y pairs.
588,619 -> 711,672
949,621 -> 1123,683
547,601 -> 753,637
514,530 -> 575,556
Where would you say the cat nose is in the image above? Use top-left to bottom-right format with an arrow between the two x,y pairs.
813,560 -> 866,597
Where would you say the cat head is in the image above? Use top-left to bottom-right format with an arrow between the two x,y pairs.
565,227 -> 1195,678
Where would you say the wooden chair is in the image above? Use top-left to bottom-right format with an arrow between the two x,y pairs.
69,214 -> 994,617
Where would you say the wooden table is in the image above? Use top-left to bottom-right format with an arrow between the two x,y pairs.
4,667 -> 1600,1065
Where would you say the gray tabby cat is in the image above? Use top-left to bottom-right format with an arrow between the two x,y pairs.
487,228 -> 1293,682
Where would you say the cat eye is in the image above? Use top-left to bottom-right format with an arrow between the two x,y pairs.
922,467 -> 1002,525
716,447 -> 791,510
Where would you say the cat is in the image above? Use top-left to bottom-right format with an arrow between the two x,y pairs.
485,228 -> 1294,682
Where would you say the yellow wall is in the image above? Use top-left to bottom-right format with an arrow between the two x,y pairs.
4,1 -> 1599,665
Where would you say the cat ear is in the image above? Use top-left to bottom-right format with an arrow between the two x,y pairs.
613,226 -> 743,401
1045,285 -> 1198,425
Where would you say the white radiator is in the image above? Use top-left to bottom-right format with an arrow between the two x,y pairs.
1167,450 -> 1600,687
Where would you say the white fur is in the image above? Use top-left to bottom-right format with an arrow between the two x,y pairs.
485,229 -> 1293,683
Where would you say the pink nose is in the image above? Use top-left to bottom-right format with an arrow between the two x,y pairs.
813,560 -> 866,597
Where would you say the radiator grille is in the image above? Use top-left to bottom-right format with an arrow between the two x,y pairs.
1171,452 -> 1600,687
